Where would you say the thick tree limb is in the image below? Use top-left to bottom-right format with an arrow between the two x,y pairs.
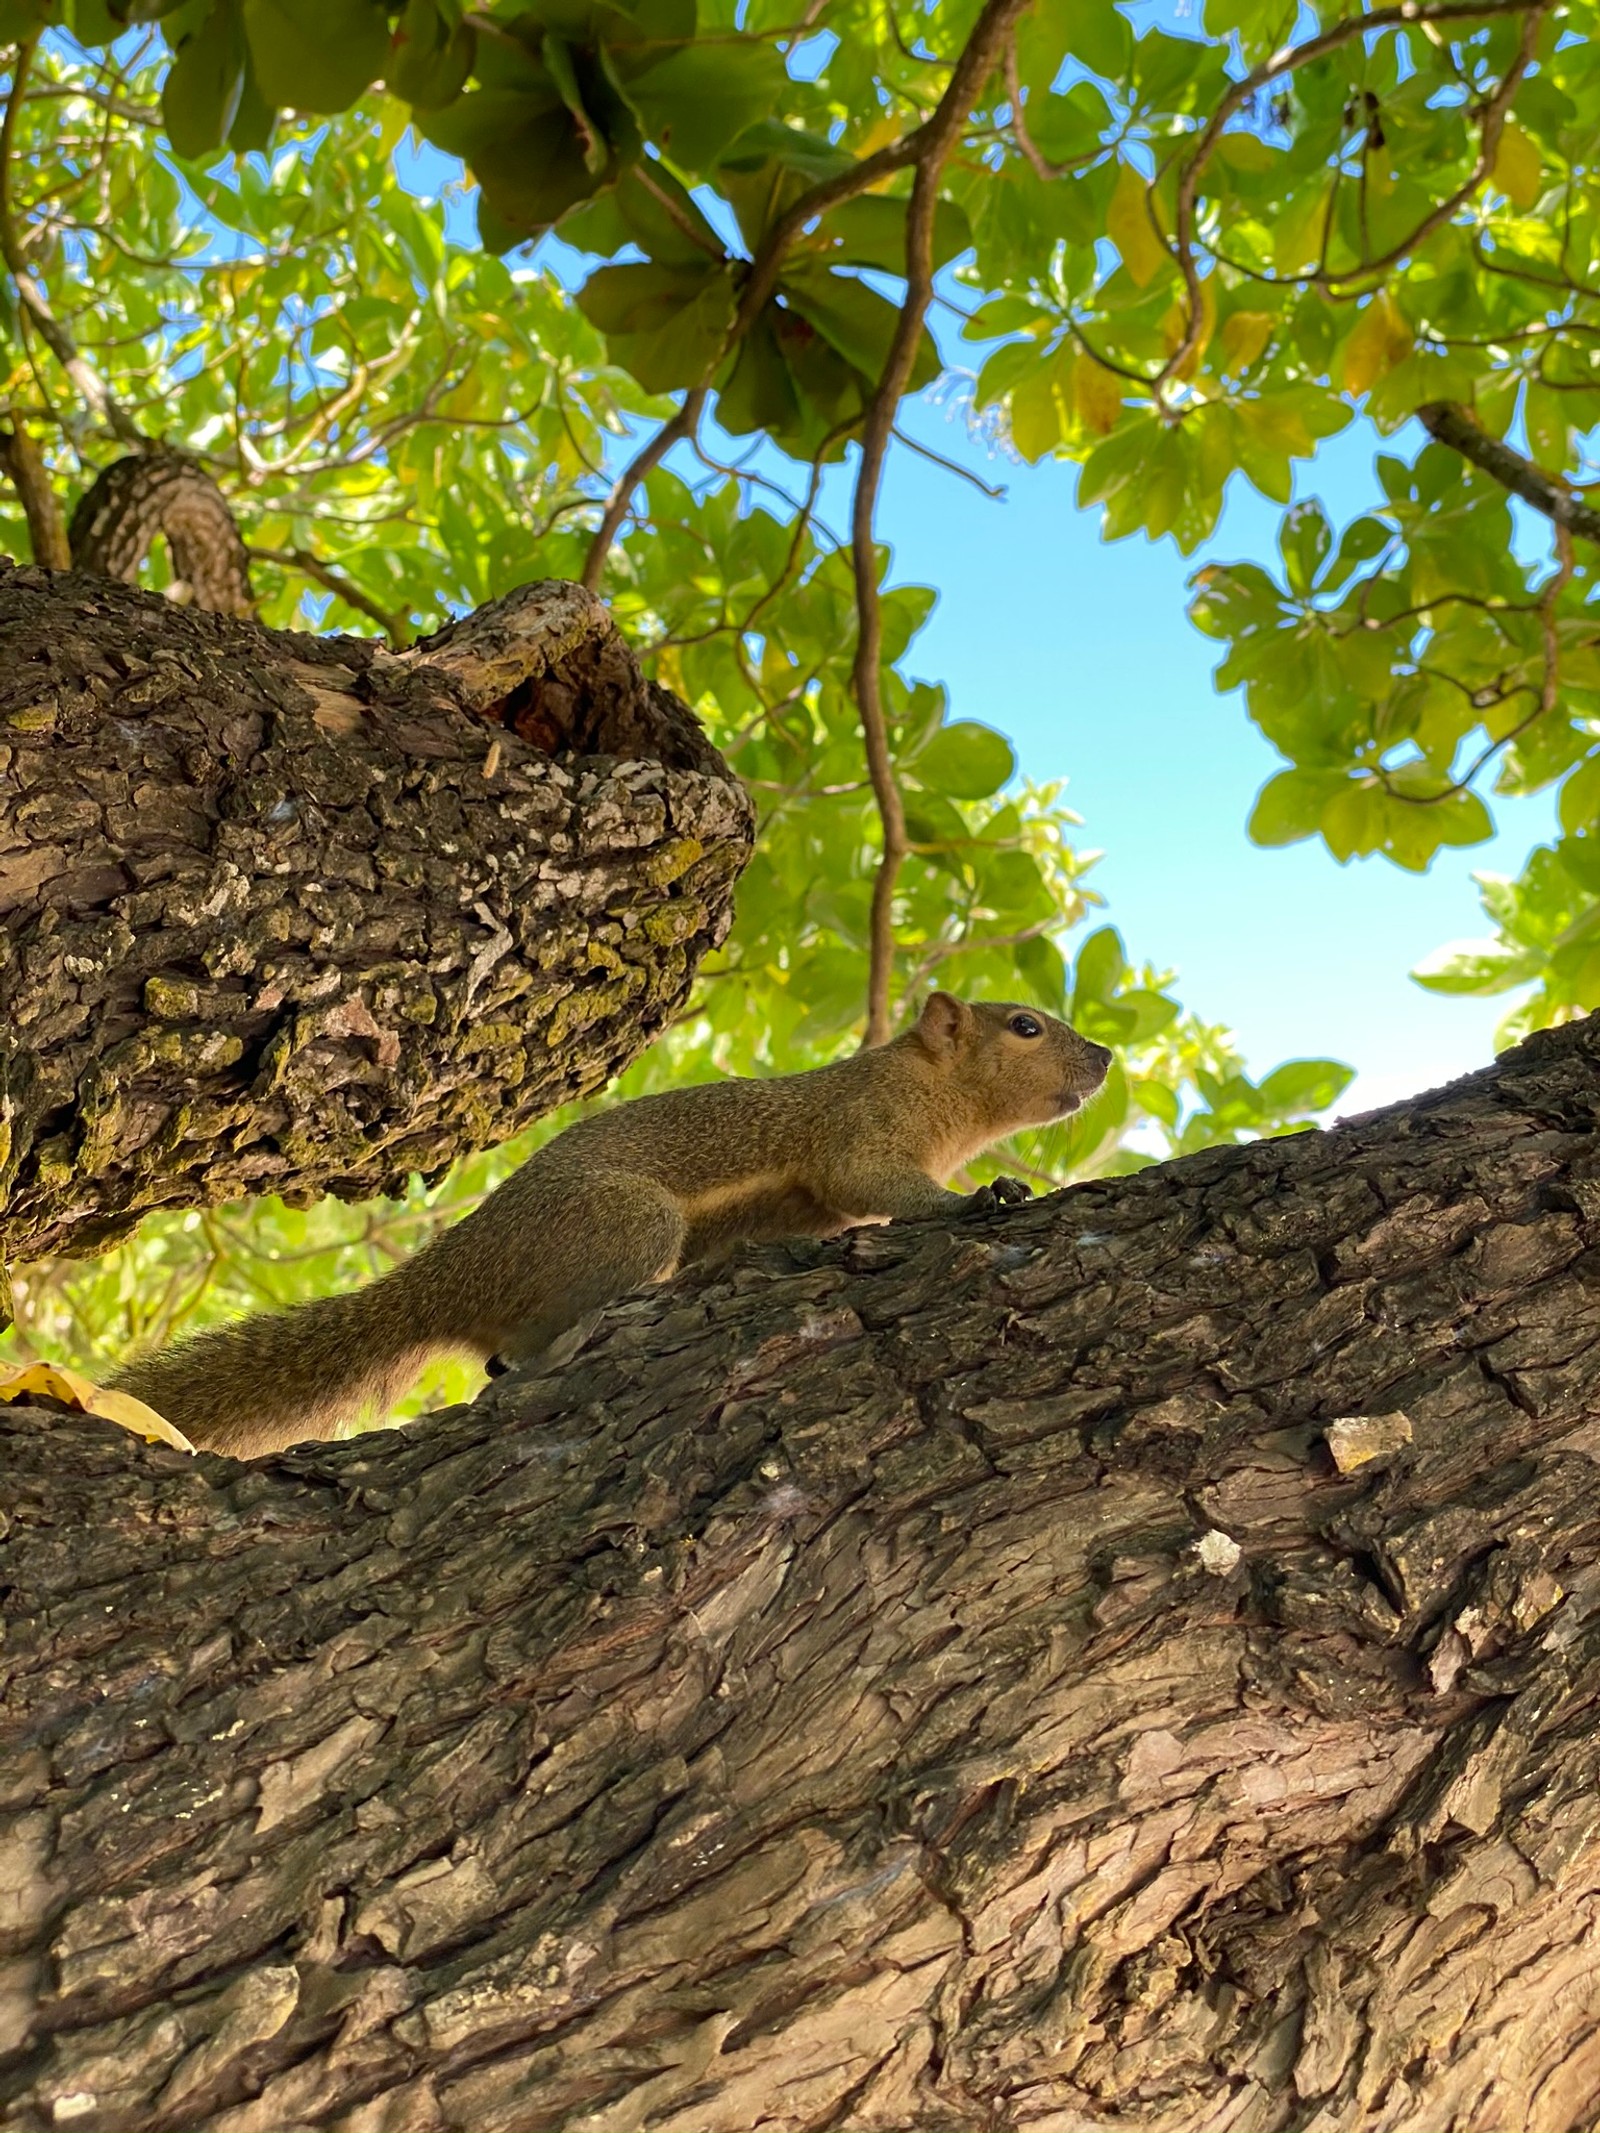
9,1019 -> 1600,2127
1419,398 -> 1600,546
0,568 -> 751,1265
70,453 -> 255,618
0,418 -> 68,570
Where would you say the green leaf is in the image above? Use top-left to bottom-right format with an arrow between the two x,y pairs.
779,264 -> 940,397
225,46 -> 274,147
1077,420 -> 1150,511
543,34 -> 608,174
1072,924 -> 1127,1008
70,0 -> 119,39
1433,789 -> 1493,848
242,0 -> 387,110
716,303 -> 800,438
566,159 -> 723,266
424,86 -> 602,238
1278,498 -> 1331,597
914,720 -> 1016,800
162,0 -> 245,157
1008,348 -> 1069,462
1248,768 -> 1345,847
1525,381 -> 1569,472
1413,938 -> 1541,995
1130,1075 -> 1179,1126
578,259 -> 734,388
618,39 -> 786,170
1319,513 -> 1391,594
0,0 -> 52,35
1017,0 -> 1131,84
1559,754 -> 1600,834
388,0 -> 476,109
813,195 -> 972,276
1256,1058 -> 1354,1115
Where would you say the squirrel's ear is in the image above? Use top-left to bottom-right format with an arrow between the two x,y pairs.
917,991 -> 969,1055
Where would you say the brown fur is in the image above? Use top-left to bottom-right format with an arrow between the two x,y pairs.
111,994 -> 1111,1457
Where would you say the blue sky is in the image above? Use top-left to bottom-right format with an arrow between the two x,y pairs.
396,143 -> 1554,1118
866,393 -> 1556,1115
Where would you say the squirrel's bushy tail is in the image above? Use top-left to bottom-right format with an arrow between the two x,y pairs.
110,1267 -> 461,1458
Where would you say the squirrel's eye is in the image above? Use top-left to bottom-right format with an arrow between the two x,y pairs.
1008,1013 -> 1042,1039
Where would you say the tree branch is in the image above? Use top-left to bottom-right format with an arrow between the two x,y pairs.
246,544 -> 413,646
579,386 -> 707,593
852,0 -> 1034,1048
0,38 -> 142,448
0,414 -> 68,567
578,0 -> 1030,593
1003,34 -> 1101,183
1156,0 -> 1550,404
1418,398 -> 1600,548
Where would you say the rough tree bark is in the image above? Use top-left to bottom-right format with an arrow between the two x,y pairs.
7,1016 -> 1600,2131
0,567 -> 752,1269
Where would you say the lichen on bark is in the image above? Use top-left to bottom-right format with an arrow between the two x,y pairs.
0,568 -> 753,1268
7,1018 -> 1600,2129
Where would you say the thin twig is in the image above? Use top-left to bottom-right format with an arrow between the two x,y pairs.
580,386 -> 707,591
1003,35 -> 1101,182
1379,529 -> 1576,806
0,38 -> 141,446
1156,0 -> 1550,405
853,0 -> 1034,1048
247,545 -> 412,646
892,421 -> 1007,497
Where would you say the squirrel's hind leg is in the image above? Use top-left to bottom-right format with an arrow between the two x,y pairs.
487,1173 -> 686,1374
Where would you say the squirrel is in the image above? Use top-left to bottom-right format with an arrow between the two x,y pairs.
109,993 -> 1112,1459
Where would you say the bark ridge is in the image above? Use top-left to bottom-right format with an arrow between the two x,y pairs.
0,569 -> 752,1266
6,1018 -> 1600,2129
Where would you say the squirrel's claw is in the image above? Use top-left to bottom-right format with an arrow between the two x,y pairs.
989,1174 -> 1033,1204
965,1175 -> 1032,1216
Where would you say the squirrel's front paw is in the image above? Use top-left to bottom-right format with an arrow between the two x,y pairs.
964,1176 -> 1032,1216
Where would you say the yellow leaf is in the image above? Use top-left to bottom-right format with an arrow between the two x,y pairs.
1342,291 -> 1412,396
857,114 -> 908,159
1493,121 -> 1543,211
1159,277 -> 1215,376
1273,177 -> 1333,276
1216,133 -> 1277,174
0,1360 -> 194,1451
1009,352 -> 1070,462
1074,351 -> 1124,437
1220,309 -> 1274,375
1107,160 -> 1167,289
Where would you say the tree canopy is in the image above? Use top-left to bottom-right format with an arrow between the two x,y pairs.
0,0 -> 1592,1413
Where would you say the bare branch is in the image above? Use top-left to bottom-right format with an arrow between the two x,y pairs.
1156,0 -> 1550,404
247,544 -> 413,647
580,387 -> 708,593
892,421 -> 1007,498
0,416 -> 68,568
852,0 -> 1034,1048
0,38 -> 142,447
1418,398 -> 1600,548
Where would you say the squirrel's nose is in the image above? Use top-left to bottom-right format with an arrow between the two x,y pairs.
1089,1042 -> 1114,1068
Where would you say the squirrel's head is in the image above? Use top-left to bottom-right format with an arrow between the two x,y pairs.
911,992 -> 1113,1131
